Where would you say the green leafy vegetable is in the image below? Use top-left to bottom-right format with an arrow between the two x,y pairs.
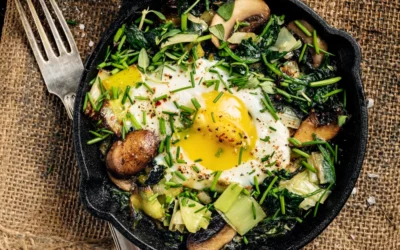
125,24 -> 149,50
217,0 -> 235,21
138,48 -> 150,71
209,24 -> 225,41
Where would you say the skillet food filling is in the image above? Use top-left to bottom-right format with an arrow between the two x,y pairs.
83,0 -> 348,248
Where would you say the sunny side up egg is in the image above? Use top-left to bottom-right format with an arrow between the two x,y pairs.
125,59 -> 290,190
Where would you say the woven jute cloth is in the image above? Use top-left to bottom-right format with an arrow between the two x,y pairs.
0,0 -> 398,249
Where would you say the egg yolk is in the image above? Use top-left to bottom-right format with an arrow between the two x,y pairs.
177,91 -> 258,171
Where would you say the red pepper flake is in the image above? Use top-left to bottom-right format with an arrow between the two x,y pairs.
155,101 -> 162,106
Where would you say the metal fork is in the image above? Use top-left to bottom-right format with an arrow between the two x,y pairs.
15,0 -> 137,249
15,0 -> 82,119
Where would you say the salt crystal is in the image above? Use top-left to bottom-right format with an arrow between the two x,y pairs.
89,41 -> 94,47
367,98 -> 374,109
79,24 -> 85,30
350,235 -> 356,240
368,173 -> 379,179
351,188 -> 357,195
367,196 -> 376,206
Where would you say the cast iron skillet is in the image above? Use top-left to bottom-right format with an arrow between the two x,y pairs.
73,0 -> 368,249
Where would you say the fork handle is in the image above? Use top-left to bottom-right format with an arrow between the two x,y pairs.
62,93 -> 76,120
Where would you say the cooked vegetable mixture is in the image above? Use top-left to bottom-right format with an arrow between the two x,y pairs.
83,0 -> 347,248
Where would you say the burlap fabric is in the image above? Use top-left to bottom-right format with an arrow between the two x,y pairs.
0,0 -> 398,249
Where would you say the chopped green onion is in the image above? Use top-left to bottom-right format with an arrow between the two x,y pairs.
269,126 -> 277,132
171,86 -> 193,93
215,148 -> 223,157
181,13 -> 188,31
254,176 -> 260,194
165,135 -> 171,153
211,112 -> 216,123
259,17 -> 274,37
323,89 -> 344,99
299,43 -> 308,62
289,138 -> 302,147
261,99 -> 279,121
194,206 -> 207,213
140,82 -> 154,94
159,118 -> 166,135
142,111 -> 147,125
301,161 -> 317,173
260,176 -> 279,205
310,77 -> 342,87
252,202 -> 257,220
179,105 -> 195,114
87,135 -> 110,145
165,181 -> 182,187
121,85 -> 131,104
314,182 -> 334,217
176,146 -> 181,160
127,113 -> 142,130
195,34 -> 212,43
189,203 -> 196,207
175,171 -> 187,181
262,54 -> 282,77
213,92 -> 224,103
294,20 -> 312,37
210,171 -> 222,191
190,72 -> 195,87
265,161 -> 276,168
261,136 -> 270,142
163,111 -> 178,116
82,93 -> 89,112
343,90 -> 347,108
134,96 -> 150,101
210,69 -> 232,93
184,0 -> 201,14
292,148 -> 310,158
248,169 -> 256,175
313,30 -> 320,54
280,195 -> 286,215
194,159 -> 202,163
158,139 -> 165,153
154,94 -> 168,103
117,35 -> 126,51
89,130 -> 103,138
238,147 -> 244,165
148,193 -> 159,202
192,165 -> 200,173
111,68 -> 120,75
169,115 -> 175,133
191,98 -> 201,110
243,236 -> 249,245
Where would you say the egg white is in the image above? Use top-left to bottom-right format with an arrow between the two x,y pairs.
125,59 -> 290,189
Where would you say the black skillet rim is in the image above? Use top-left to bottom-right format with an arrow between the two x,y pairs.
73,0 -> 368,249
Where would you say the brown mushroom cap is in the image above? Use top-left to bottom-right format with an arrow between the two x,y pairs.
107,171 -> 133,191
187,224 -> 236,250
294,113 -> 340,143
210,0 -> 270,48
106,130 -> 160,178
287,20 -> 328,68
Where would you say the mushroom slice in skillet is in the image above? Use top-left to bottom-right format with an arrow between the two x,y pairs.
106,130 -> 160,178
294,113 -> 340,143
210,0 -> 270,48
187,216 -> 237,250
287,20 -> 328,68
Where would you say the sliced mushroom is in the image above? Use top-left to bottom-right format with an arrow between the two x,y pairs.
287,20 -> 328,68
107,171 -> 133,191
187,216 -> 237,250
106,130 -> 160,178
210,0 -> 270,48
294,113 -> 340,143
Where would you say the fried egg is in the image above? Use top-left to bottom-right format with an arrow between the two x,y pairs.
125,59 -> 290,189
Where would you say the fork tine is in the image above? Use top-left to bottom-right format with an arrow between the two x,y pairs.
26,0 -> 56,59
15,0 -> 46,65
38,0 -> 67,54
48,0 -> 80,55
